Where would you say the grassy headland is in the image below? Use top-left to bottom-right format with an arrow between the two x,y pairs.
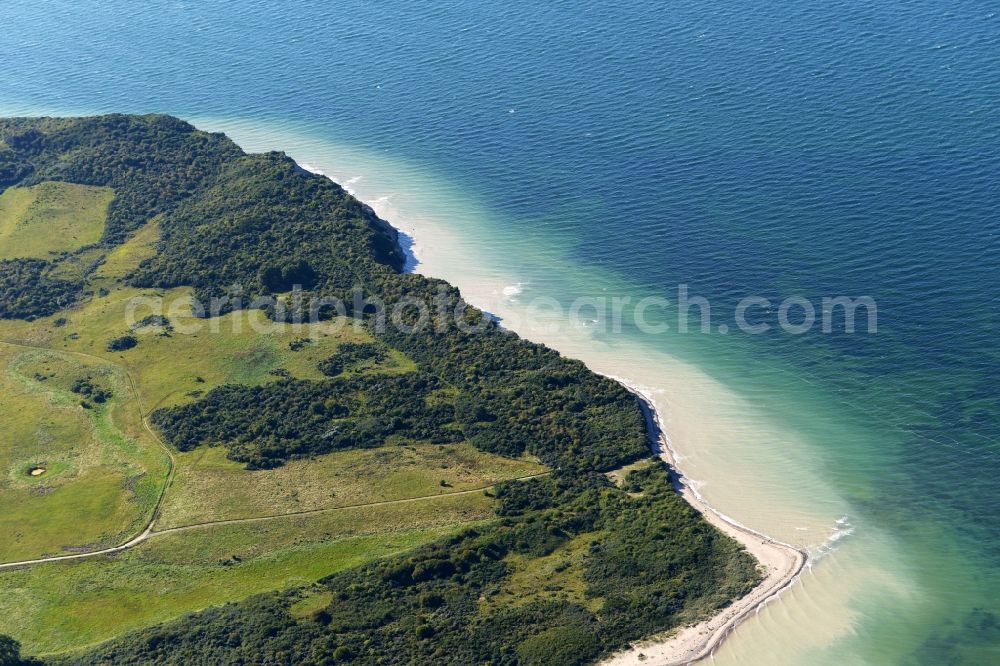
0,115 -> 760,665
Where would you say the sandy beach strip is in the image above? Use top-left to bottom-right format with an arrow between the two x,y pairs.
602,380 -> 808,666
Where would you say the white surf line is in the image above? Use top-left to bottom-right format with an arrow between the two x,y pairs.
602,377 -> 808,666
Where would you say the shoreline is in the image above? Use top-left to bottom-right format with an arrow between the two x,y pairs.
298,159 -> 809,665
602,380 -> 808,665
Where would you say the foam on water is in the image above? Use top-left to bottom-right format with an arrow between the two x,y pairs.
812,517 -> 857,564
501,283 -> 524,298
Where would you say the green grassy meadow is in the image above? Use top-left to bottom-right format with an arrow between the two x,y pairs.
1,489 -> 490,655
0,345 -> 168,561
0,182 -> 112,260
0,214 -> 412,411
490,531 -> 605,613
159,442 -> 543,528
0,207 -> 550,654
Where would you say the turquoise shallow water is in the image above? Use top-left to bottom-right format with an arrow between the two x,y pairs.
2,1 -> 998,663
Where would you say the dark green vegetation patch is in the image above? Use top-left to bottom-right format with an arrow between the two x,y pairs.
0,258 -> 80,319
152,372 -> 463,469
317,341 -> 387,376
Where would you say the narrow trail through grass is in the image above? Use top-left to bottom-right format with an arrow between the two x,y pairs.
0,337 -> 550,570
0,339 -> 176,567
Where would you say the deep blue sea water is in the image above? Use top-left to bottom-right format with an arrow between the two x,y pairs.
1,1 -> 998,663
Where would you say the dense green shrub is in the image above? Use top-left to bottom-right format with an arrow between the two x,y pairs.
0,150 -> 34,188
130,315 -> 172,332
317,342 -> 387,376
0,634 -> 41,666
150,373 -> 462,468
106,334 -> 138,352
127,152 -> 403,310
70,377 -> 112,404
516,626 -> 601,666
0,259 -> 82,319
